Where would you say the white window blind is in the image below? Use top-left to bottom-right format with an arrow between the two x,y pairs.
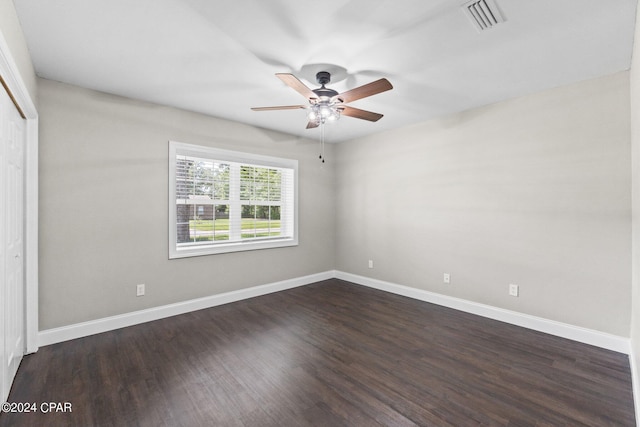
169,141 -> 298,258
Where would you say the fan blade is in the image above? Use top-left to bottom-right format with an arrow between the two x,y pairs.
306,121 -> 319,129
251,105 -> 306,111
339,106 -> 384,122
276,73 -> 318,100
333,78 -> 393,104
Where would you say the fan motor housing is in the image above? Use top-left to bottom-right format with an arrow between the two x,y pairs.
313,87 -> 339,99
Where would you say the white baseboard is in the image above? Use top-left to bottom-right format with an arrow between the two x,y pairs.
335,271 -> 631,354
39,269 -> 630,355
38,271 -> 334,347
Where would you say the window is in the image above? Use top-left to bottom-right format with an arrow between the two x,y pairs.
169,141 -> 298,258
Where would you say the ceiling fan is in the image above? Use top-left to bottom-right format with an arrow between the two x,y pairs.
251,71 -> 393,129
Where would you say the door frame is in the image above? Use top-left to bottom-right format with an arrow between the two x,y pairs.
0,33 -> 38,353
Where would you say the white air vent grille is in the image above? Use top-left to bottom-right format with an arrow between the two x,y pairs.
462,0 -> 505,31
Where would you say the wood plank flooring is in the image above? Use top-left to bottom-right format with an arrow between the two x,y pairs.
0,279 -> 635,426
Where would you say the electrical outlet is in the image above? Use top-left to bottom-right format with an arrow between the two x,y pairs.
509,284 -> 519,297
368,260 -> 374,269
136,284 -> 145,297
443,273 -> 451,284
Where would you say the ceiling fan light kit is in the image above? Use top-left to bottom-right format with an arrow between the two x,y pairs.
252,71 -> 393,162
307,103 -> 340,125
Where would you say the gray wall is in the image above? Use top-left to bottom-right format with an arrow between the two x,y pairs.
32,47 -> 636,340
335,72 -> 632,336
630,0 -> 640,416
38,78 -> 335,329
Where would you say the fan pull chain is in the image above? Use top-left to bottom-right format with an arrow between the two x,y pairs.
319,122 -> 325,163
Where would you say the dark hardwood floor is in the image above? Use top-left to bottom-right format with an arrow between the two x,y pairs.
1,279 -> 635,426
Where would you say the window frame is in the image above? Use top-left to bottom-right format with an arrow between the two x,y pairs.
169,141 -> 298,259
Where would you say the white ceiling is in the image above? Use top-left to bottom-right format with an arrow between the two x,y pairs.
13,0 -> 638,142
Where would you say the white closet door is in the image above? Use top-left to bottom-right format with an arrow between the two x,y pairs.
0,82 -> 25,403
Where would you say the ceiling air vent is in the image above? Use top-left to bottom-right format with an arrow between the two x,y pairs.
462,0 -> 505,31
